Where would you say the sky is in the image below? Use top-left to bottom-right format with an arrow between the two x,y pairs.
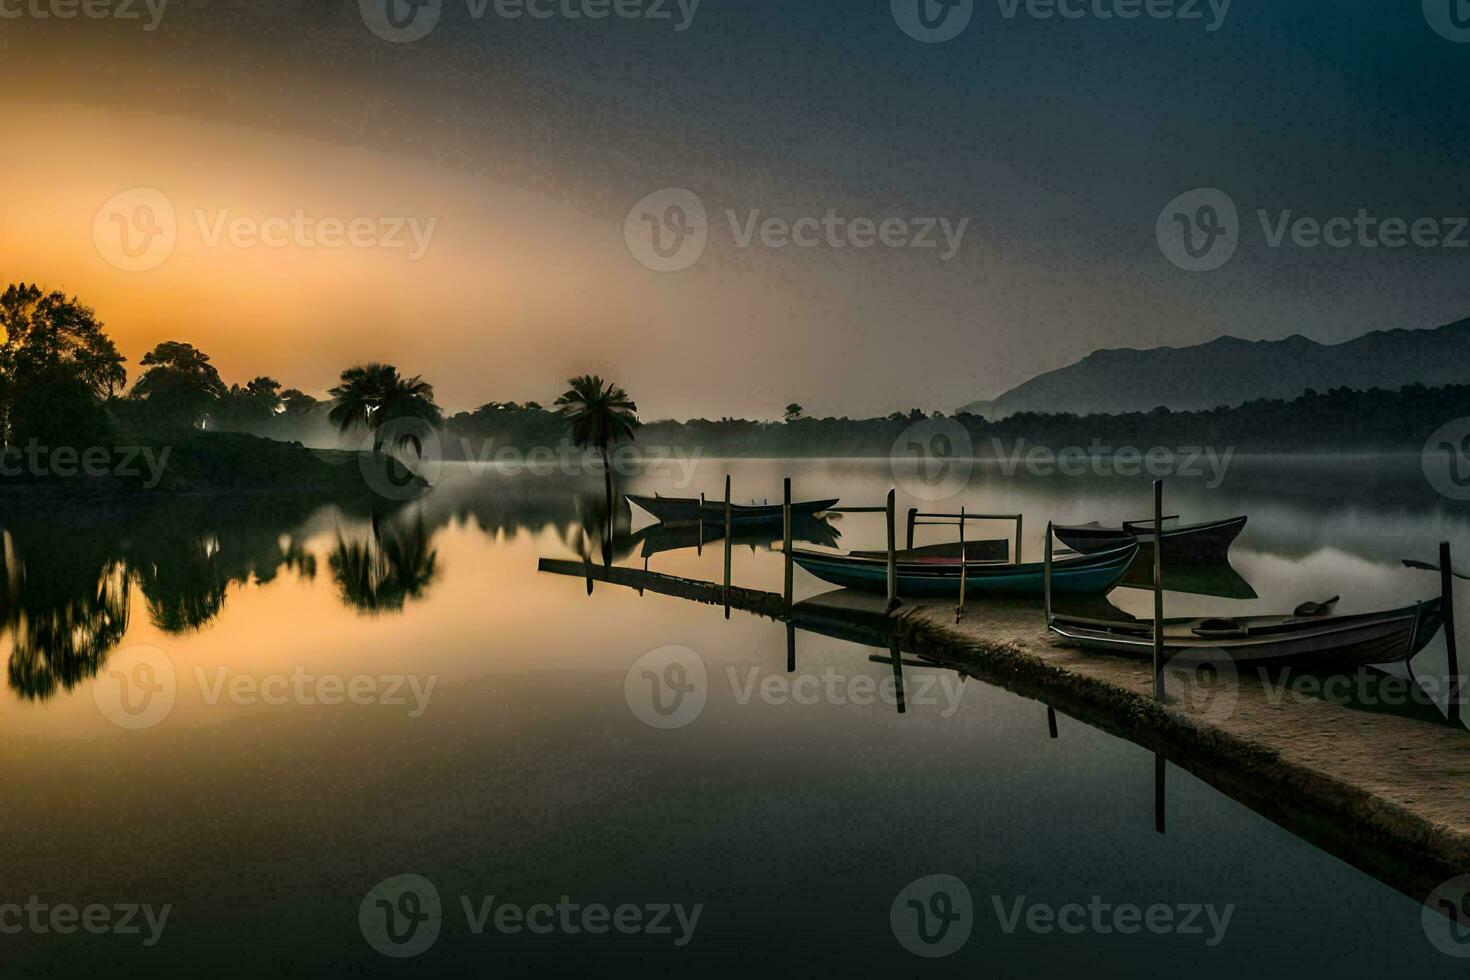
0,1 -> 1466,419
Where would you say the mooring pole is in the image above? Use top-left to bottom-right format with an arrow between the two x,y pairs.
783,478 -> 794,613
888,634 -> 907,715
786,621 -> 796,674
1153,480 -> 1165,701
886,489 -> 899,611
1441,541 -> 1461,725
1015,514 -> 1023,566
1046,706 -> 1058,739
1043,521 -> 1054,626
956,506 -> 967,621
906,507 -> 918,550
698,492 -> 705,555
724,475 -> 732,620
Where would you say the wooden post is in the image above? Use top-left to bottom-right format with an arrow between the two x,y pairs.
906,508 -> 918,550
783,478 -> 794,613
1014,514 -> 1023,566
1046,706 -> 1058,739
886,489 -> 899,610
1153,480 -> 1165,701
724,475 -> 732,620
955,506 -> 967,621
1043,521 -> 1054,625
786,621 -> 796,674
698,492 -> 705,555
888,635 -> 907,715
1441,541 -> 1461,725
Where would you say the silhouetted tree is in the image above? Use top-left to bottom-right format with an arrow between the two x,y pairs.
130,341 -> 228,430
328,363 -> 443,453
554,375 -> 641,515
784,403 -> 803,423
0,283 -> 124,446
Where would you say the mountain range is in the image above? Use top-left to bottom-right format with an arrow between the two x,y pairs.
959,317 -> 1470,418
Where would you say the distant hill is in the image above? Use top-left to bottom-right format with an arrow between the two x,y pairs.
960,317 -> 1470,418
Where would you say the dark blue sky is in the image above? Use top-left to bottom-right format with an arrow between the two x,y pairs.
4,0 -> 1467,415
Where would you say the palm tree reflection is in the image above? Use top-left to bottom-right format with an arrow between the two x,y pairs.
329,513 -> 439,614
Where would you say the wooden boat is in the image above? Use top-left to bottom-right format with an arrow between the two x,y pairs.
791,542 -> 1137,598
1053,515 -> 1246,564
1047,600 -> 1444,671
627,493 -> 839,526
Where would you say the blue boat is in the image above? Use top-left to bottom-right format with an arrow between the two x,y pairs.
790,542 -> 1138,598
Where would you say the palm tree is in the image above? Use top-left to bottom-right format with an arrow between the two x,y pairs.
328,363 -> 443,453
554,375 -> 641,514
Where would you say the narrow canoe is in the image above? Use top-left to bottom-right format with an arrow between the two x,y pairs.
791,542 -> 1138,598
1048,598 -> 1444,671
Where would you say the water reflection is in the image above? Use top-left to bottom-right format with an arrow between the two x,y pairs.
329,513 -> 439,614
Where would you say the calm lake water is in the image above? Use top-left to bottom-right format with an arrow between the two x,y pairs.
1,456 -> 1466,976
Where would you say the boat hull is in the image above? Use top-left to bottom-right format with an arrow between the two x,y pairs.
1055,515 -> 1246,564
792,543 -> 1137,598
1049,599 -> 1444,671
